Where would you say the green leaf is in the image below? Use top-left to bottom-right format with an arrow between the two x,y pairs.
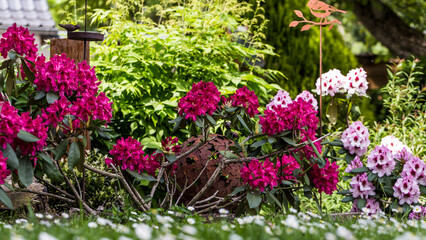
38,153 -> 63,182
205,115 -> 216,126
322,139 -> 343,147
247,191 -> 262,209
281,180 -> 294,185
267,137 -> 276,144
326,100 -> 338,124
195,117 -> 204,128
367,172 -> 377,182
225,106 -> 238,113
219,151 -> 239,159
282,137 -> 296,146
21,59 -> 35,82
18,157 -> 34,187
127,170 -> 156,181
303,185 -> 312,199
338,148 -> 347,154
165,154 -> 176,163
307,138 -> 325,163
342,195 -> 354,203
350,167 -> 370,174
382,185 -> 394,196
2,143 -> 19,170
357,198 -> 366,209
0,189 -> 13,209
337,190 -> 351,195
351,105 -> 361,121
229,186 -> 246,197
17,130 -> 40,143
54,139 -> 69,161
34,91 -> 46,100
420,185 -> 426,195
266,191 -> 282,209
237,115 -> 252,133
251,139 -> 267,148
46,92 -> 59,104
68,141 -> 81,170
345,153 -> 356,164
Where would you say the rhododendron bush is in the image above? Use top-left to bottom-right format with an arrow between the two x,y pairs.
0,24 -> 113,212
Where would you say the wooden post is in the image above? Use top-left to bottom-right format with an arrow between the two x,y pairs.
50,39 -> 90,65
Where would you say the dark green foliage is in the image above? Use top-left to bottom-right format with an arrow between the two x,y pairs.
261,0 -> 358,96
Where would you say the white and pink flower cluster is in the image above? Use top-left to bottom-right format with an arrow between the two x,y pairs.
315,68 -> 369,97
266,90 -> 318,113
350,173 -> 375,199
380,135 -> 412,156
366,145 -> 395,177
341,121 -> 370,157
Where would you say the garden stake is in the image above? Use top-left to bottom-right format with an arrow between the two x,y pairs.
289,0 -> 346,137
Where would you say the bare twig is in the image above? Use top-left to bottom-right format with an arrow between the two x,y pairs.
16,189 -> 75,203
188,162 -> 224,206
84,164 -> 124,180
35,176 -> 74,199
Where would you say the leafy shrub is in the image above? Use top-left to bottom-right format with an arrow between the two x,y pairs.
91,0 -> 284,148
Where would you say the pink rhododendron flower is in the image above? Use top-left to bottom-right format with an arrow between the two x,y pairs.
0,24 -> 38,59
178,81 -> 220,121
393,175 -> 420,205
230,86 -> 260,117
295,90 -> 318,111
345,156 -> 364,173
34,53 -> 78,97
71,92 -> 113,123
0,101 -> 22,149
0,151 -> 10,185
266,90 -> 292,110
315,69 -> 345,97
105,137 -> 159,176
310,159 -> 339,195
409,206 -> 426,220
350,173 -> 376,199
276,155 -> 300,181
396,147 -> 415,162
14,113 -> 48,156
240,158 -> 278,192
367,145 -> 395,177
344,68 -> 369,97
402,157 -> 426,186
351,198 -> 381,215
381,135 -> 411,156
341,121 -> 370,157
41,97 -> 72,127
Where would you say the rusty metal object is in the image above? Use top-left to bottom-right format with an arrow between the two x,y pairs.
67,32 -> 104,42
289,0 -> 346,137
174,134 -> 244,206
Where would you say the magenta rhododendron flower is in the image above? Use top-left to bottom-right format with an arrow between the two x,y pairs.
71,92 -> 113,123
41,97 -> 71,127
315,69 -> 345,97
0,151 -> 10,185
344,67 -> 368,97
341,121 -> 370,157
14,113 -> 48,156
393,175 -> 420,205
345,156 -> 364,173
276,155 -> 300,181
350,173 -> 376,199
105,137 -> 159,176
240,158 -> 278,192
298,128 -> 322,159
75,61 -> 101,97
402,157 -> 426,185
0,101 -> 22,149
230,86 -> 260,117
310,159 -> 339,195
34,53 -> 78,97
266,90 -> 292,110
367,145 -> 395,177
295,90 -> 318,111
0,23 -> 38,59
178,81 -> 220,121
161,136 -> 181,153
351,198 -> 381,215
260,98 -> 319,137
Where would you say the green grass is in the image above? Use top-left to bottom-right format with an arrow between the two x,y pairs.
1,208 -> 426,240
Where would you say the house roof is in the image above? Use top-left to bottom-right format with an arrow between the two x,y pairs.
0,0 -> 57,33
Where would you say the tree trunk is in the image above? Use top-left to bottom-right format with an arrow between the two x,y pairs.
351,0 -> 426,58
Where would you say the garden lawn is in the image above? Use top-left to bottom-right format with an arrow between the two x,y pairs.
1,210 -> 426,240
